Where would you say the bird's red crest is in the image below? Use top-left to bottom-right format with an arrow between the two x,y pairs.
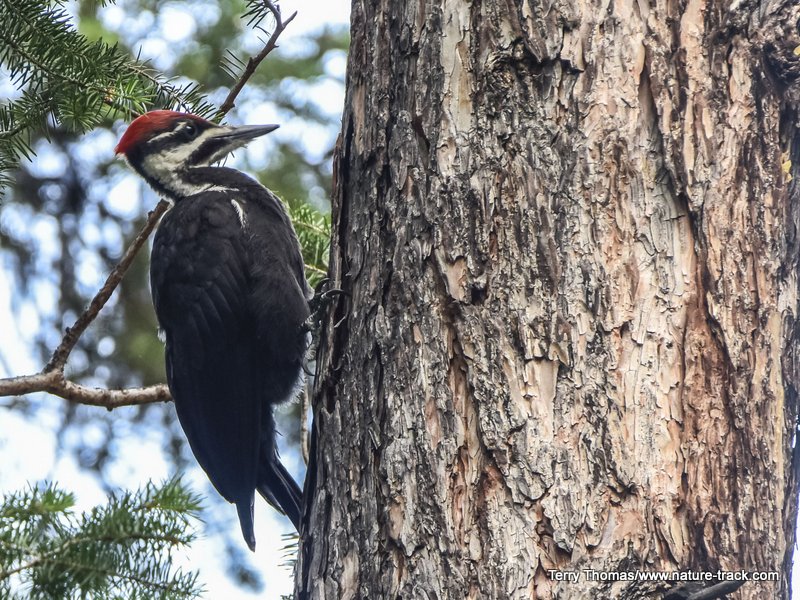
115,110 -> 210,155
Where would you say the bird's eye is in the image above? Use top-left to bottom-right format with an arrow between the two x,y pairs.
183,122 -> 199,140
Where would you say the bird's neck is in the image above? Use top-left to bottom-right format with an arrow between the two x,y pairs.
138,165 -> 258,201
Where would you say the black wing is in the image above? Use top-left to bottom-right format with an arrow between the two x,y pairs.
244,188 -> 309,532
151,193 -> 262,548
245,187 -> 311,400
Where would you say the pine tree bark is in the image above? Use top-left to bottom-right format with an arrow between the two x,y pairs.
298,1 -> 800,599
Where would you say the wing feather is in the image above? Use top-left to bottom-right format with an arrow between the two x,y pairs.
151,195 -> 260,512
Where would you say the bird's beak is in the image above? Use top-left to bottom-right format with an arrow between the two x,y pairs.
201,124 -> 280,165
216,124 -> 280,142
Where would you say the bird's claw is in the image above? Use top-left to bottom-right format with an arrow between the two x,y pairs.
303,279 -> 348,363
308,278 -> 347,315
305,279 -> 347,330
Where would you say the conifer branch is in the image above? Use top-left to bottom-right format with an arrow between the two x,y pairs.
216,1 -> 298,118
0,0 -> 218,192
0,480 -> 203,598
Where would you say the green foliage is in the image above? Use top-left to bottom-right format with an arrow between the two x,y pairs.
0,0 -> 216,194
0,478 -> 203,599
287,199 -> 330,287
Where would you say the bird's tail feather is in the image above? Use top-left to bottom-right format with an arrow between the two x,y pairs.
257,455 -> 302,531
236,496 -> 257,552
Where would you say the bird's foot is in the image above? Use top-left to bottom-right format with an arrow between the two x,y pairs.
302,279 -> 348,369
303,278 -> 347,335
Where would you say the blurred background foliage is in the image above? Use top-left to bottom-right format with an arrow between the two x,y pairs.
0,0 -> 345,593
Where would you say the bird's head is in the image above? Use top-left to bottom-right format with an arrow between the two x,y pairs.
115,110 -> 278,198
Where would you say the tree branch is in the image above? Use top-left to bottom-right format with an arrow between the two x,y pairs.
665,579 -> 747,600
45,201 -> 169,372
216,1 -> 298,119
0,362 -> 171,409
0,201 -> 172,409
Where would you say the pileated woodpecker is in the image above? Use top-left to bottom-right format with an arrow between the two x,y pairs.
115,110 -> 309,550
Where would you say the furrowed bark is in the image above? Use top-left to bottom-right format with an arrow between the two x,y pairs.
299,1 -> 800,599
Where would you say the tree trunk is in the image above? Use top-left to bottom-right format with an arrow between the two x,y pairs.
297,1 -> 800,599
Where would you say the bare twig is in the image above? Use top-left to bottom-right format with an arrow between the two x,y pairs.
0,371 -> 170,410
665,579 -> 747,600
45,200 -> 170,372
216,1 -> 298,119
686,580 -> 746,600
0,200 -> 172,409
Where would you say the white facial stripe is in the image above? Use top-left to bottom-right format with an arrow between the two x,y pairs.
149,130 -> 179,144
142,128 -> 232,196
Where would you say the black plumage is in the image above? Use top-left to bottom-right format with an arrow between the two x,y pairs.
116,111 -> 309,550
